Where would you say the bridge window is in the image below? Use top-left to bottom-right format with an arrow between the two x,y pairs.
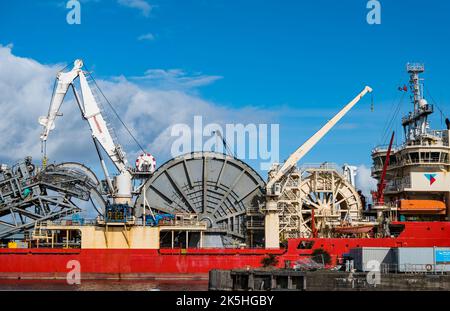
409,152 -> 419,163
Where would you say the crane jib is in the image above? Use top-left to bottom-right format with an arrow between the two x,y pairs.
266,86 -> 372,191
38,59 -> 139,205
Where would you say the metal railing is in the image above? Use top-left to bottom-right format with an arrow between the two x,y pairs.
35,214 -> 208,228
384,178 -> 411,192
372,156 -> 448,174
246,219 -> 264,228
401,104 -> 434,125
407,63 -> 425,72
373,130 -> 449,154
36,218 -> 97,227
372,145 -> 400,154
157,214 -> 207,227
380,263 -> 449,274
300,163 -> 342,174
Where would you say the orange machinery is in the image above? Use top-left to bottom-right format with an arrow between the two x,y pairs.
399,200 -> 447,215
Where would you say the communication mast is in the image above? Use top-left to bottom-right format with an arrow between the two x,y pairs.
402,63 -> 433,143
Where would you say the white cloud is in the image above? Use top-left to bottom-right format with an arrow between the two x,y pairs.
131,69 -> 223,89
355,164 -> 378,198
0,45 -> 69,162
0,44 -> 380,195
117,0 -> 153,17
137,33 -> 155,41
97,77 -> 272,162
0,45 -> 272,174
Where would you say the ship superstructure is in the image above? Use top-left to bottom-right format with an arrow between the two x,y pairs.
372,64 -> 450,220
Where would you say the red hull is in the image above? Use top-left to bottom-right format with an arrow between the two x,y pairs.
0,222 -> 449,279
0,248 -> 283,279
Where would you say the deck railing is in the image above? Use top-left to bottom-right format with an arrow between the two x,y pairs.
380,263 -> 449,274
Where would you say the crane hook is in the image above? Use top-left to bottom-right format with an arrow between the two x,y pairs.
41,140 -> 48,169
370,93 -> 374,112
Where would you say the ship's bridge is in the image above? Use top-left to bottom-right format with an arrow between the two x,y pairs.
370,63 -> 450,220
372,129 -> 449,176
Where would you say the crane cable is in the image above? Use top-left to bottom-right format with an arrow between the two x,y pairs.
378,91 -> 405,146
213,130 -> 235,157
83,64 -> 146,154
424,86 -> 447,126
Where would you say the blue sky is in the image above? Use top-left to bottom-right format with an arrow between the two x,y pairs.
0,0 -> 449,193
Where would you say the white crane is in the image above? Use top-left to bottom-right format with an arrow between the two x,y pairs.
264,86 -> 373,248
39,59 -> 154,206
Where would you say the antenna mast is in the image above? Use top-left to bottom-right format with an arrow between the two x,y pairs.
402,63 -> 433,143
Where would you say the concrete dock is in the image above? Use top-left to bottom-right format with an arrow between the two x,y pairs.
209,269 -> 450,291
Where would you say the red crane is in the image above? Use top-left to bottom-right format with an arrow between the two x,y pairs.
373,132 -> 395,206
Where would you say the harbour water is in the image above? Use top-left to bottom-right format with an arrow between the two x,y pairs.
0,279 -> 208,291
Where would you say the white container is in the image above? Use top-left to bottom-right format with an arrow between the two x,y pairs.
349,247 -> 397,272
398,247 -> 434,272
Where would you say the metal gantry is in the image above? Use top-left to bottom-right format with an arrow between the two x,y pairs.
276,163 -> 363,239
0,158 -> 105,240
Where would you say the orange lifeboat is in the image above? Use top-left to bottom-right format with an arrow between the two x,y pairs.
333,224 -> 374,234
399,200 -> 446,215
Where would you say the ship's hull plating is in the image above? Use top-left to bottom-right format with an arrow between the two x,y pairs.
0,222 -> 449,279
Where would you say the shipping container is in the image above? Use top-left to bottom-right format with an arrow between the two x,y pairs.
398,247 -> 434,272
349,247 -> 397,272
434,248 -> 450,272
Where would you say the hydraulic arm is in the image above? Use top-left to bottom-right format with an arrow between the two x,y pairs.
39,59 -> 132,204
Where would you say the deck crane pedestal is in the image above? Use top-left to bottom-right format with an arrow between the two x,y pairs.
39,59 -> 155,210
263,86 -> 373,248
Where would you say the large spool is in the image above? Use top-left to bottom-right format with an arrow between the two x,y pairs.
136,152 -> 266,247
297,167 -> 363,237
273,165 -> 363,240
